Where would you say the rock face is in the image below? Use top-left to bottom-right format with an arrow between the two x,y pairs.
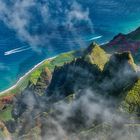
34,68 -> 52,96
46,43 -> 110,101
84,42 -> 109,70
100,52 -> 137,96
4,42 -> 140,140
47,46 -> 137,99
46,58 -> 101,100
103,27 -> 140,63
12,67 -> 52,120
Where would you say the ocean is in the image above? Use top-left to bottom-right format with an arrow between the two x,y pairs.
0,0 -> 140,91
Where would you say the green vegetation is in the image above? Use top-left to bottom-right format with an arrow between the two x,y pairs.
85,43 -> 109,71
121,79 -> 140,114
0,51 -> 77,97
0,105 -> 13,121
0,51 -> 77,125
0,42 -> 140,139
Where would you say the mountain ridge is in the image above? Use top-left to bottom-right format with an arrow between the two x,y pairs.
1,27 -> 140,139
103,26 -> 140,63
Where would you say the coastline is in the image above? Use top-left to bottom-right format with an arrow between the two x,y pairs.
0,55 -> 57,95
0,43 -> 108,96
0,43 -> 106,95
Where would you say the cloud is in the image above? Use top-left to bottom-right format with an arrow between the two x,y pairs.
23,89 -> 139,140
40,88 -> 140,140
9,51 -> 140,140
0,0 -> 41,47
0,0 -> 140,51
0,0 -> 94,51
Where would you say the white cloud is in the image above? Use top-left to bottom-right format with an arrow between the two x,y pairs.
0,0 -> 94,50
0,0 -> 35,44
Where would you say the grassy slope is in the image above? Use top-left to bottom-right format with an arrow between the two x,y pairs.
121,79 -> 140,114
0,105 -> 13,121
0,51 -> 77,121
0,51 -> 76,98
1,44 -> 140,136
85,43 -> 110,71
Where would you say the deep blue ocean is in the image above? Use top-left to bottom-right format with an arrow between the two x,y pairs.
0,0 -> 140,91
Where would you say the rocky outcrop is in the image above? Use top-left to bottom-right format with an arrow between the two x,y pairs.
47,47 -> 138,99
103,27 -> 140,63
34,68 -> 52,96
5,43 -> 140,139
11,67 -> 52,120
46,44 -> 110,101
100,52 -> 138,96
84,42 -> 109,70
46,58 -> 101,101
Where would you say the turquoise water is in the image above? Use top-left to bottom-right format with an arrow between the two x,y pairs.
0,0 -> 140,91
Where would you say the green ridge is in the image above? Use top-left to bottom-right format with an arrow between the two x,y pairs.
121,79 -> 140,114
84,43 -> 109,70
0,51 -> 76,97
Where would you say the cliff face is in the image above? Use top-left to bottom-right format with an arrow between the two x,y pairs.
46,58 -> 101,100
100,52 -> 137,96
9,43 -> 140,140
46,45 -> 137,100
33,68 -> 52,96
103,27 -> 140,63
2,33 -> 140,139
46,43 -> 110,100
84,42 -> 109,70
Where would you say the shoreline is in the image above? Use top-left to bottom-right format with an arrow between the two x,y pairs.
0,43 -> 107,96
0,43 -> 105,95
0,55 -> 57,95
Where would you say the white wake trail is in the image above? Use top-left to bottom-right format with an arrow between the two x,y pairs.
4,47 -> 31,56
87,36 -> 102,41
